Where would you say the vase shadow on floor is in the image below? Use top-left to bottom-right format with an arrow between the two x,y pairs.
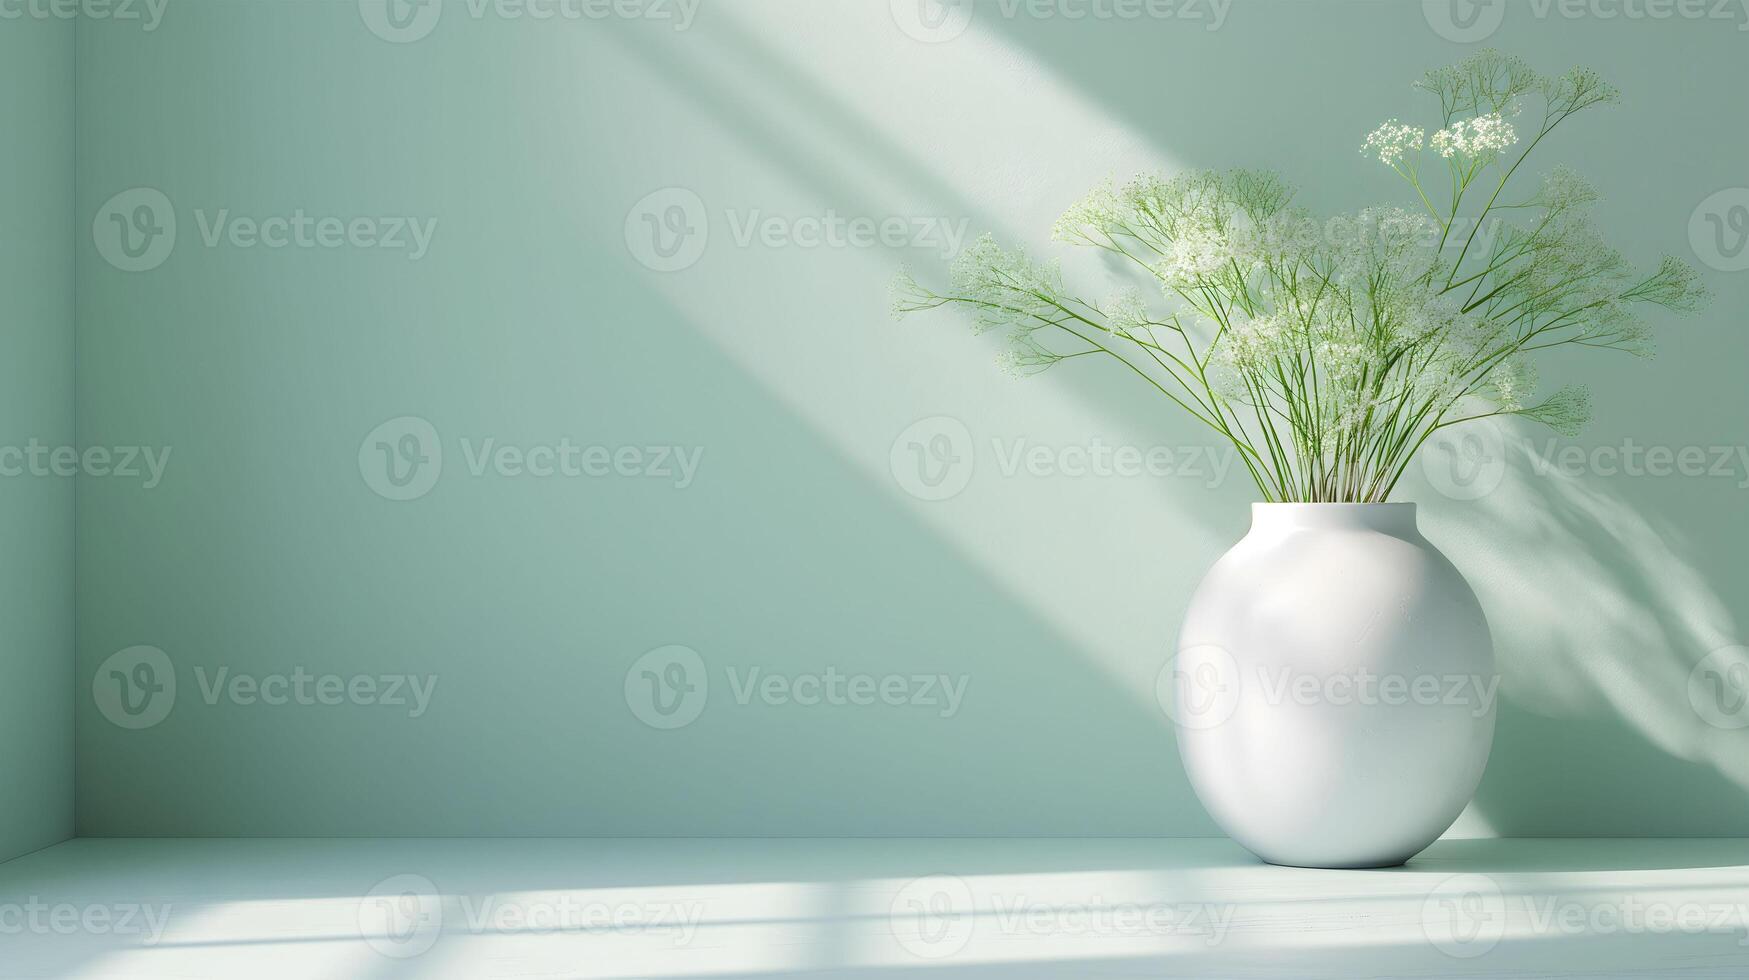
1401,837 -> 1749,874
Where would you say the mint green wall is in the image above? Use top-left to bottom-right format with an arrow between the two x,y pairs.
74,1 -> 1747,836
2,16 -> 75,860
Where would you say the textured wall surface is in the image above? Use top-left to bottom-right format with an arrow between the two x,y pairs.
73,0 -> 1748,836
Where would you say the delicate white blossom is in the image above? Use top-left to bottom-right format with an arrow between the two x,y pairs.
1430,112 -> 1517,159
1157,218 -> 1236,288
1052,180 -> 1122,244
1103,289 -> 1153,339
1362,119 -> 1426,166
1490,356 -> 1539,411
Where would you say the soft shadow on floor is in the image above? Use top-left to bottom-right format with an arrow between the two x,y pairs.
1403,837 -> 1749,874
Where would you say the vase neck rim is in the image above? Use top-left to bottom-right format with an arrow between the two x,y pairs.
1250,502 -> 1418,533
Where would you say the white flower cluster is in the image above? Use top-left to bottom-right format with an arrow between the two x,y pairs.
1051,180 -> 1121,244
1489,356 -> 1539,412
995,343 -> 1058,378
1221,309 -> 1291,372
1430,113 -> 1517,159
944,234 -> 1065,335
1157,217 -> 1238,286
1103,289 -> 1153,339
1361,119 -> 1427,166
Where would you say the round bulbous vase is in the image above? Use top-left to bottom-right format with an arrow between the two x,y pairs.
1172,503 -> 1496,869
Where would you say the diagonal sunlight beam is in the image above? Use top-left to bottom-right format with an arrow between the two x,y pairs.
589,0 -> 1226,721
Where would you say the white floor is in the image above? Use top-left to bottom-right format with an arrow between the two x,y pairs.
1,838 -> 1746,978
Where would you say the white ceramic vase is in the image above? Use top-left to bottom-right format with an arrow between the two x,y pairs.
1171,503 -> 1496,868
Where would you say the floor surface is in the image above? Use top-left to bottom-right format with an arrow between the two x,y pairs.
1,838 -> 1746,978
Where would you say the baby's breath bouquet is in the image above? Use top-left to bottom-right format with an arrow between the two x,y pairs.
893,52 -> 1707,502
